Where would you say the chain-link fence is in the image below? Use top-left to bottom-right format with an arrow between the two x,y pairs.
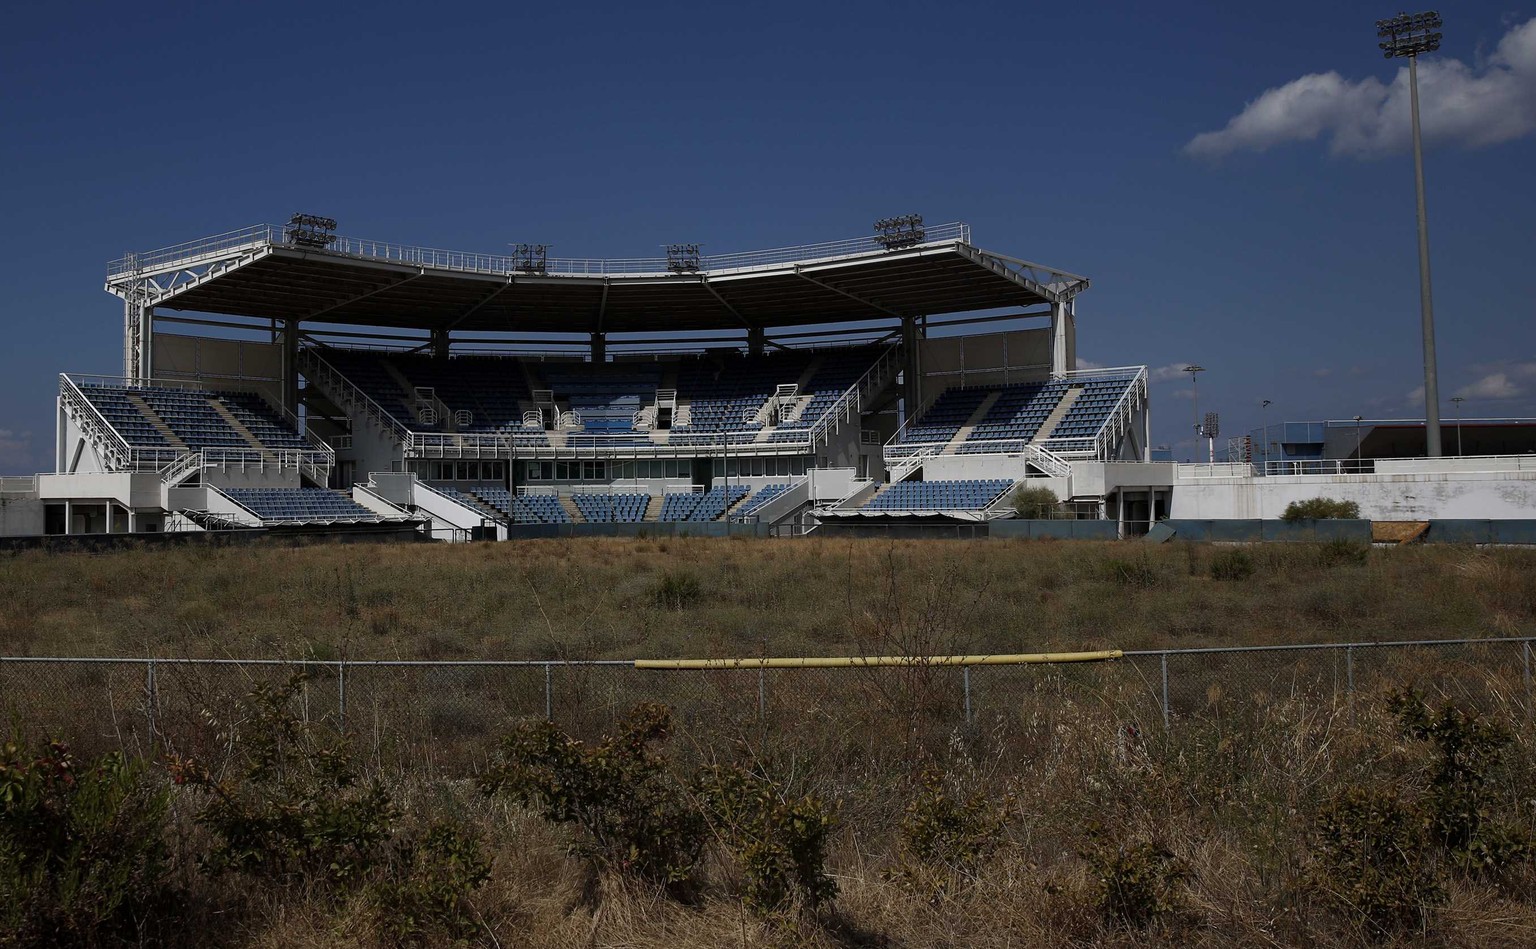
2,638 -> 1530,773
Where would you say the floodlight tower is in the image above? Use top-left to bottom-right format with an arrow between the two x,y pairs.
1377,10 -> 1444,457
1183,365 -> 1205,460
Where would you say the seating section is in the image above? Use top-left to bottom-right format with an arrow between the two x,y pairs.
315,346 -> 888,447
737,482 -> 792,517
224,488 -> 383,521
897,388 -> 990,444
1047,376 -> 1137,442
74,384 -> 174,449
864,479 -> 1014,512
571,493 -> 650,523
76,383 -> 312,453
660,485 -> 750,521
899,372 -> 1141,455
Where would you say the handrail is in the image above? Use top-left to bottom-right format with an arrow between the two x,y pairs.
806,343 -> 901,449
1023,444 -> 1072,478
109,223 -> 974,281
58,374 -> 136,470
299,348 -> 411,446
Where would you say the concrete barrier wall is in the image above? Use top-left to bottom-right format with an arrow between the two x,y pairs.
1158,519 -> 1373,543
989,520 -> 1121,540
503,522 -> 772,540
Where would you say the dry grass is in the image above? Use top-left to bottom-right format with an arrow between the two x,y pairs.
1,538 -> 1532,660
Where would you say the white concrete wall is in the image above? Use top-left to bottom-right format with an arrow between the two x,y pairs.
0,497 -> 45,536
1172,469 -> 1536,520
922,453 -> 1032,482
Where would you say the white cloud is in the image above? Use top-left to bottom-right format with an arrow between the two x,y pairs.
1455,372 -> 1523,400
1186,17 -> 1536,158
0,429 -> 33,472
1075,357 -> 1107,370
1406,385 -> 1426,406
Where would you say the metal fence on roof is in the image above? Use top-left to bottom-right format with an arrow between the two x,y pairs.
2,637 -> 1529,772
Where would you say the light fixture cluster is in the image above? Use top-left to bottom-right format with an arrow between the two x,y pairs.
286,213 -> 337,248
514,243 -> 549,275
1377,10 -> 1441,58
666,243 -> 703,274
874,214 -> 925,250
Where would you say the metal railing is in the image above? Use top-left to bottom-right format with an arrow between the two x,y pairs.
0,475 -> 38,494
109,223 -> 973,281
2,637 -> 1528,770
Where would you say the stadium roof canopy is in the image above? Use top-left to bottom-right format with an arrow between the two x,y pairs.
105,222 -> 1089,335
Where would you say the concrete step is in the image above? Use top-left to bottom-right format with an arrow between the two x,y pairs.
207,398 -> 272,454
1031,385 -> 1084,444
559,495 -> 585,523
644,494 -> 664,521
945,390 -> 1002,453
125,394 -> 188,451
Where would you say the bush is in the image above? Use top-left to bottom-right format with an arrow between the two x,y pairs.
1082,833 -> 1187,929
652,571 -> 702,610
480,703 -> 705,890
372,821 -> 492,945
1102,557 -> 1160,588
1310,785 -> 1442,937
0,737 -> 174,948
697,765 -> 838,914
887,768 -> 1010,897
1389,690 -> 1531,876
1282,497 -> 1361,522
1208,548 -> 1255,581
1314,538 -> 1369,567
1012,485 -> 1059,519
168,676 -> 396,889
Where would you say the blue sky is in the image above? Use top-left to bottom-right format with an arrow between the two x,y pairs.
2,0 -> 1534,471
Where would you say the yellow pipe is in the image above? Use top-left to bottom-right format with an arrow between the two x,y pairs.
634,650 -> 1122,670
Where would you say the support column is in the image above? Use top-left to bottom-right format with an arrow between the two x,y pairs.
281,319 -> 299,413
590,331 -> 607,364
901,316 -> 922,421
1143,389 -> 1152,462
747,326 -> 765,357
431,327 -> 451,361
1050,300 -> 1075,376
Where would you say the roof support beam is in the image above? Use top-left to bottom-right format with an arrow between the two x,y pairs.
793,267 -> 907,320
697,274 -> 754,332
301,270 -> 424,321
443,278 -> 515,332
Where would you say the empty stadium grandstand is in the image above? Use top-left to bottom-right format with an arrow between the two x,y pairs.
7,216 -> 1224,540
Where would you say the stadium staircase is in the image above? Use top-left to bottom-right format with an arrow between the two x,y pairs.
207,400 -> 274,454
944,391 -> 1002,453
559,495 -> 584,523
1030,386 -> 1082,444
644,495 -> 664,520
298,349 -> 411,447
126,394 -> 188,450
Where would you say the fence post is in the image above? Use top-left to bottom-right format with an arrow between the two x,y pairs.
545,663 -> 553,720
337,661 -> 346,731
1346,646 -> 1355,693
962,666 -> 973,726
1525,641 -> 1532,712
145,659 -> 157,748
1160,652 -> 1171,731
757,667 -> 766,721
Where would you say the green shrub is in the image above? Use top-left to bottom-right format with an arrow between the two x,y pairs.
1102,557 -> 1160,588
480,703 -> 705,890
1310,785 -> 1442,937
1012,485 -> 1059,519
652,571 -> 702,610
697,764 -> 838,914
168,676 -> 396,889
1282,497 -> 1361,522
1082,833 -> 1186,929
1208,548 -> 1255,581
372,821 -> 492,945
887,768 -> 1010,897
0,737 -> 174,948
1314,538 -> 1369,567
1389,690 -> 1531,875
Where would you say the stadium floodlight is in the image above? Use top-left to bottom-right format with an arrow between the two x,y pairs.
286,213 -> 337,248
514,243 -> 549,275
1450,395 -> 1465,455
873,214 -> 926,250
1377,10 -> 1444,457
666,243 -> 703,274
1203,412 -> 1220,464
1182,365 -> 1205,450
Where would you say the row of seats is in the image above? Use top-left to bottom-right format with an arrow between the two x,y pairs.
77,383 -> 311,453
659,484 -> 751,522
865,479 -> 1014,512
571,493 -> 649,523
898,373 -> 1140,452
224,488 -> 383,521
736,482 -> 792,517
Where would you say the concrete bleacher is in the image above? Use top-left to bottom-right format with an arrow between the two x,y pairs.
736,482 -> 792,518
77,383 -> 311,453
864,479 -> 1014,512
224,488 -> 383,521
571,492 -> 650,523
660,485 -> 750,521
899,372 -> 1140,455
541,364 -> 659,433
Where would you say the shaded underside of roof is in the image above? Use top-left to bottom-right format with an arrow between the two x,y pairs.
151,245 -> 1057,335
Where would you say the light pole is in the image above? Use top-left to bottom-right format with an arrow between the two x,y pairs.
1353,415 -> 1364,470
1377,10 -> 1444,457
1183,365 -> 1205,461
1261,399 -> 1272,471
1451,395 -> 1465,455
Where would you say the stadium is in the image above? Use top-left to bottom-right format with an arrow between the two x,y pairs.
2,211 -> 1534,543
